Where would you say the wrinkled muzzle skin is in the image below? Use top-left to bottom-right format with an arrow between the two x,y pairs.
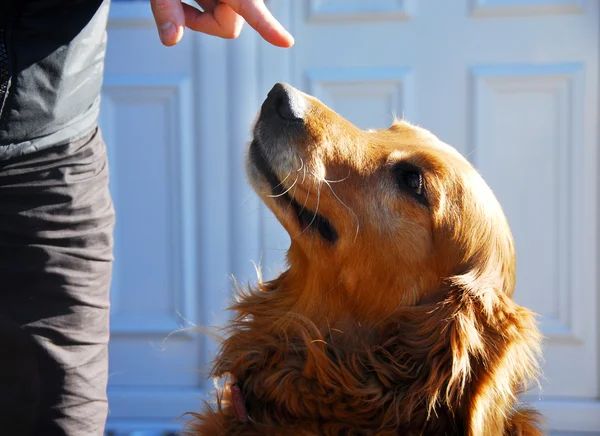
247,83 -> 516,327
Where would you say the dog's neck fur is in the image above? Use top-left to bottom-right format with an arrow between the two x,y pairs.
258,243 -> 441,329
195,270 -> 541,436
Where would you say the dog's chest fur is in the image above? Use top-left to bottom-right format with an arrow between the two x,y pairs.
194,292 -> 473,435
186,278 -> 541,436
224,335 -> 463,435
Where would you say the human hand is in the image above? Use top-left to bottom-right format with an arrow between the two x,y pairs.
150,0 -> 294,48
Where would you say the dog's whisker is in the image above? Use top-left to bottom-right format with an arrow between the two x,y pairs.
282,175 -> 302,216
309,168 -> 360,242
273,172 -> 292,190
326,180 -> 360,242
240,191 -> 257,206
293,185 -> 321,240
312,168 -> 352,184
304,184 -> 322,232
296,183 -> 311,217
302,162 -> 307,184
267,175 -> 299,198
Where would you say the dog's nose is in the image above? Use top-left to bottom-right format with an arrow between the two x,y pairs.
264,83 -> 307,121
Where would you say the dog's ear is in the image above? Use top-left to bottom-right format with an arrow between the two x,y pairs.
444,258 -> 542,435
429,169 -> 543,435
459,290 -> 543,435
384,281 -> 540,434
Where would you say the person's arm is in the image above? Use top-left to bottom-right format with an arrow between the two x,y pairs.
149,0 -> 294,48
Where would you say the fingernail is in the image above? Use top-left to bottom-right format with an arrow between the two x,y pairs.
278,26 -> 294,47
158,22 -> 176,45
287,32 -> 295,46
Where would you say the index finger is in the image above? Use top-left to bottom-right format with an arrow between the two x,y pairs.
221,0 -> 294,47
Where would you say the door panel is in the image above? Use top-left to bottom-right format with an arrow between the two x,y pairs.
471,64 -> 594,397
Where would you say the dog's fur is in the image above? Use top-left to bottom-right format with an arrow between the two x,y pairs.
185,84 -> 543,435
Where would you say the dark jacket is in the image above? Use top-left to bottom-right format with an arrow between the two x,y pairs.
0,0 -> 110,160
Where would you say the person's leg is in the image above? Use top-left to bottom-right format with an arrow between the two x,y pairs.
0,315 -> 41,435
0,128 -> 115,436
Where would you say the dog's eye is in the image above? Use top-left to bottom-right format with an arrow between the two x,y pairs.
393,163 -> 426,200
403,171 -> 423,195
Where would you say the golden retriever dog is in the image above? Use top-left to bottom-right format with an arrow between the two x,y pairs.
185,83 -> 543,435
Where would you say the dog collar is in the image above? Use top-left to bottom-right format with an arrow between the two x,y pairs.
231,383 -> 248,422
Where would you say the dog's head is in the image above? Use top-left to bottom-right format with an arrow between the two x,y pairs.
247,83 -> 516,324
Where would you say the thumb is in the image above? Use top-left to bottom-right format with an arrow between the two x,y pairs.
150,0 -> 186,46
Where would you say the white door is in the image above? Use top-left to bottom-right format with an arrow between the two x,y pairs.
101,0 -> 599,434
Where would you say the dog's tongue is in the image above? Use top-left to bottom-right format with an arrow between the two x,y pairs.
230,383 -> 248,423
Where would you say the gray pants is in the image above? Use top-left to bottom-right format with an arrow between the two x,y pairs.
0,128 -> 114,435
